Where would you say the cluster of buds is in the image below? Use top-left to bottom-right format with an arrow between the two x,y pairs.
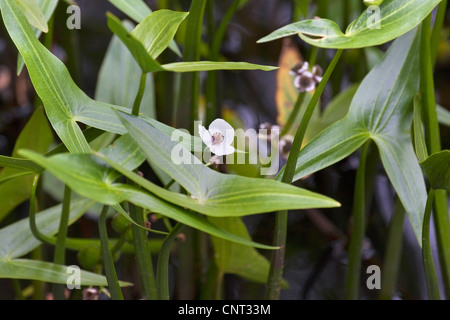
290,61 -> 323,92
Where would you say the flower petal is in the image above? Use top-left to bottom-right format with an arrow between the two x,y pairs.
210,143 -> 235,156
209,118 -> 234,146
199,124 -> 213,147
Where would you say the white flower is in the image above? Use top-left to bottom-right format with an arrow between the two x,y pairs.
198,118 -> 235,156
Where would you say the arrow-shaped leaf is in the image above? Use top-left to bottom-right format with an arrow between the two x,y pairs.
282,30 -> 427,243
19,150 -> 279,250
108,0 -> 181,56
131,10 -> 188,59
115,111 -> 340,214
258,0 -> 440,49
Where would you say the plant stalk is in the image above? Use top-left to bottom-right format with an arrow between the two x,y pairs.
344,141 -> 371,300
156,222 -> 185,300
266,49 -> 343,300
422,189 -> 441,300
129,202 -> 157,300
205,0 -> 242,123
430,0 -> 448,68
132,72 -> 147,116
420,14 -> 450,298
29,175 -> 56,245
128,70 -> 158,300
52,185 -> 72,300
176,0 -> 207,130
99,205 -> 124,300
12,279 -> 25,300
379,197 -> 405,300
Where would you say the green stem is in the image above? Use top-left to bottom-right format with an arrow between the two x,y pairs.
52,185 -> 72,300
129,204 -> 158,300
344,141 -> 371,300
200,260 -> 224,300
111,233 -> 126,259
420,14 -> 450,297
308,46 -> 318,68
317,0 -> 328,18
156,222 -> 185,300
31,247 -> 45,300
99,205 -> 124,300
281,92 -> 306,137
422,189 -> 441,300
12,279 -> 25,300
379,197 -> 405,300
266,49 -> 343,300
132,72 -> 147,116
164,179 -> 176,190
280,49 -> 343,183
29,175 -> 56,245
176,0 -> 207,129
205,0 -> 241,123
128,69 -> 157,299
421,15 -> 441,154
430,0 -> 447,68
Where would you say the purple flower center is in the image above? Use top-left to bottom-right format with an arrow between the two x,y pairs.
211,132 -> 224,145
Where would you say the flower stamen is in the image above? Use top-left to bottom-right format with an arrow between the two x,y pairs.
211,132 -> 224,145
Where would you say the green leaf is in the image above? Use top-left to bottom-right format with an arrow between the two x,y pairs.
161,61 -> 278,72
112,112 -> 340,215
320,84 -> 359,128
16,0 -> 48,32
0,198 -> 95,259
420,150 -> 450,191
0,156 -> 42,173
0,259 -> 116,286
1,0 -> 127,153
287,30 -> 427,243
108,0 -> 151,22
17,0 -> 59,75
99,134 -> 146,175
258,0 -> 441,49
112,203 -> 168,235
19,150 -> 278,250
141,115 -> 203,152
0,197 -> 119,287
108,0 -> 182,56
95,20 -> 156,118
209,217 -> 287,286
364,47 -> 385,70
0,107 -> 52,222
0,171 -> 33,185
301,83 -> 359,143
106,12 -> 164,73
286,118 -> 370,179
131,10 -> 188,59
